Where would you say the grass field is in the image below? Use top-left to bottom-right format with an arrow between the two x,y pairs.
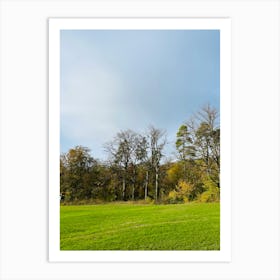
60,202 -> 220,250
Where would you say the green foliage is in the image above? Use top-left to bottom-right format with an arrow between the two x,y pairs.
197,177 -> 220,202
198,189 -> 220,203
60,203 -> 220,250
176,125 -> 195,161
60,105 -> 220,204
60,146 -> 99,201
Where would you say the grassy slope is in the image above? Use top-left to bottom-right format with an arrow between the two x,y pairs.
60,203 -> 220,250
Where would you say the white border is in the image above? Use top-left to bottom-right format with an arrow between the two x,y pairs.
49,18 -> 231,262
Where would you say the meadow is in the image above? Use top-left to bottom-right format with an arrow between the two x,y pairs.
60,202 -> 220,250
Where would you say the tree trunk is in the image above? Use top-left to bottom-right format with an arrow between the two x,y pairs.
132,168 -> 136,200
155,169 -> 158,202
183,160 -> 186,180
132,185 -> 135,200
122,177 -> 126,200
144,171 -> 149,200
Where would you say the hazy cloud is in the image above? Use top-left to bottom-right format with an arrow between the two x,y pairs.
60,30 -> 220,160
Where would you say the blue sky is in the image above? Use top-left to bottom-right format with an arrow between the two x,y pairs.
60,30 -> 220,160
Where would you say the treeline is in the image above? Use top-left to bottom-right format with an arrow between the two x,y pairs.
60,105 -> 220,204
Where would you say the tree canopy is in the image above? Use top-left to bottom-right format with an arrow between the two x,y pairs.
60,105 -> 220,204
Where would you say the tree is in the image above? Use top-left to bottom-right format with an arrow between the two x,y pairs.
195,105 -> 220,184
60,146 -> 97,201
186,104 -> 220,187
165,161 -> 184,188
176,124 -> 195,179
125,134 -> 147,200
147,126 -> 166,202
105,130 -> 137,200
59,104 -> 220,204
134,135 -> 150,200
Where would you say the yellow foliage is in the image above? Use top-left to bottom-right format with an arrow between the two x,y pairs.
199,176 -> 220,202
166,163 -> 183,185
177,180 -> 193,197
198,188 -> 220,202
166,180 -> 194,204
168,190 -> 178,200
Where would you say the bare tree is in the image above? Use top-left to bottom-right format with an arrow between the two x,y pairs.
147,126 -> 166,202
105,130 -> 137,200
130,133 -> 145,200
134,135 -> 149,200
185,104 -> 220,185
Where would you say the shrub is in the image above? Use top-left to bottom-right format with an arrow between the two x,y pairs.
198,177 -> 220,202
198,189 -> 219,202
165,180 -> 194,204
165,190 -> 183,204
145,197 -> 155,204
177,180 -> 193,199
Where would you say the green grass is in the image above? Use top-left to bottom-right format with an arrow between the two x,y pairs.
60,202 -> 220,250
